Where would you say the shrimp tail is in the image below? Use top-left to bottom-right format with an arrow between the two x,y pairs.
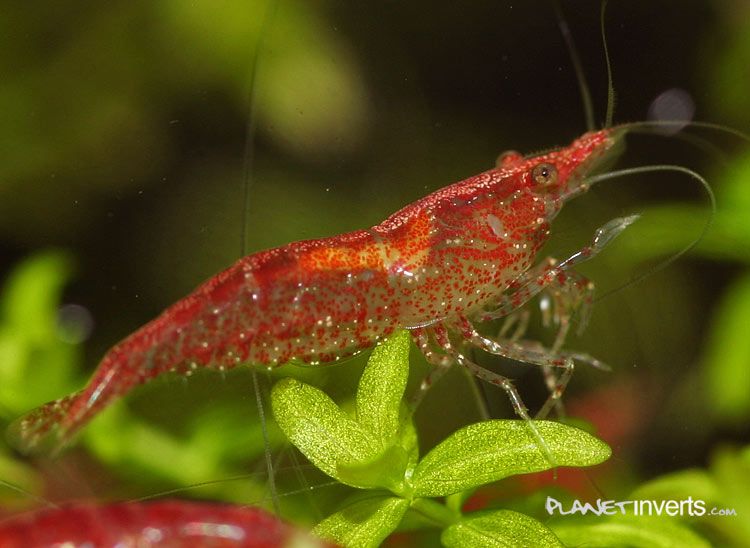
6,392 -> 84,455
7,267 -> 245,455
7,337 -> 179,455
8,346 -> 173,455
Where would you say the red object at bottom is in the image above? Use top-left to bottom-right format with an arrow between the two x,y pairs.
0,499 -> 318,547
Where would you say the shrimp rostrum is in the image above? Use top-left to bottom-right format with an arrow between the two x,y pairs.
11,127 -> 633,453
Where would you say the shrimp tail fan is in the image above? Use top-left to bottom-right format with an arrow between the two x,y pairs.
6,392 -> 86,456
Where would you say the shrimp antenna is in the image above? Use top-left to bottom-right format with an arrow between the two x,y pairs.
552,0 -> 595,131
616,120 -> 750,144
601,0 -> 615,128
252,368 -> 279,515
0,479 -> 59,509
583,164 -> 716,301
588,118 -> 750,298
130,465 -> 321,502
241,480 -> 340,507
241,0 -> 278,257
240,0 -> 280,516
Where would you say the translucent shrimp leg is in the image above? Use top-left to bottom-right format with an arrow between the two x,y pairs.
482,215 -> 640,322
412,216 -> 635,418
428,324 -> 557,466
454,317 -> 577,419
497,309 -> 531,342
461,216 -> 637,416
410,328 -> 453,408
495,282 -> 593,418
538,268 -> 595,417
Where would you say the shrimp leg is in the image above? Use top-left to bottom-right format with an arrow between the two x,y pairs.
428,324 -> 557,466
537,268 -> 596,417
413,329 -> 453,389
410,328 -> 454,409
469,266 -> 601,419
455,317 -> 577,419
497,310 -> 531,342
464,217 -> 636,417
482,215 -> 639,323
481,263 -> 583,401
412,217 -> 633,417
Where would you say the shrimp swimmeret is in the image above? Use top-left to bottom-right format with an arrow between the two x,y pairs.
12,126 -> 642,453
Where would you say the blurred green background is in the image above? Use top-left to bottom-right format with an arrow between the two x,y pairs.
1,0 -> 749,543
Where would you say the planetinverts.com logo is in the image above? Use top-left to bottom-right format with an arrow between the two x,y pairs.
545,496 -> 737,517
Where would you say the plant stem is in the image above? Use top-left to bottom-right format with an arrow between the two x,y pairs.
409,498 -> 459,527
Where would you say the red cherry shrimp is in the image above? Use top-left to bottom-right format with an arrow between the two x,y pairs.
5,1 -> 733,469
0,497 -> 325,547
9,128 -> 629,454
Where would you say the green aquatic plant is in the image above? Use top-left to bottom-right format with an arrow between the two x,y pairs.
271,330 -> 612,547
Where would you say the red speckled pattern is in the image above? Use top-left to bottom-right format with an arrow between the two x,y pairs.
0,500 -> 318,547
10,129 -> 616,452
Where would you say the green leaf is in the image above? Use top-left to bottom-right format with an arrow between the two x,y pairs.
399,414 -> 420,472
411,420 -> 610,497
337,443 -> 411,492
356,330 -> 410,447
709,445 -> 750,543
630,469 -> 720,505
551,518 -> 710,548
336,409 -> 419,493
441,509 -> 563,548
84,402 -> 269,503
270,378 -> 379,485
702,272 -> 750,422
610,203 -> 750,265
271,331 -> 416,492
0,251 -> 82,414
717,150 -> 750,214
159,0 -> 370,159
709,24 -> 750,127
86,403 -> 228,484
446,491 -> 472,515
313,495 -> 408,548
0,251 -> 72,337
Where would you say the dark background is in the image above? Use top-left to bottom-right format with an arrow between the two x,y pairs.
1,0 -> 749,533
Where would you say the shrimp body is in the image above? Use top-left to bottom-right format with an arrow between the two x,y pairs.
11,129 -> 621,451
0,500 -> 318,547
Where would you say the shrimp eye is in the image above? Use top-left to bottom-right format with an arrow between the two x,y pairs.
531,163 -> 558,186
